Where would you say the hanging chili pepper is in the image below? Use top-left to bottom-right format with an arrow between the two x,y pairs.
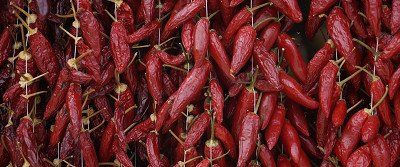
209,30 -> 234,81
146,131 -> 164,167
365,0 -> 382,37
17,116 -> 43,167
77,8 -> 102,60
184,111 -> 211,148
78,130 -> 99,167
346,145 -> 372,167
309,0 -> 338,17
214,123 -> 237,159
258,92 -> 277,130
254,43 -> 281,92
389,67 -> 400,99
66,83 -> 82,139
305,14 -> 324,39
331,99 -> 347,127
264,104 -> 286,150
193,17 -> 210,66
0,27 -> 12,66
181,20 -> 195,52
361,114 -> 380,143
210,79 -> 224,123
391,0 -> 400,34
230,25 -> 256,75
112,140 -> 134,167
269,0 -> 302,23
279,70 -> 319,109
380,32 -> 400,60
369,135 -> 390,167
126,20 -> 160,44
341,0 -> 368,38
280,120 -> 302,164
169,60 -> 211,123
44,68 -> 69,120
3,124 -> 24,166
232,87 -> 257,140
286,101 -> 310,137
319,60 -> 340,118
111,21 -> 132,73
260,22 -> 281,51
306,39 -> 335,88
277,33 -> 308,83
277,155 -> 292,167
126,115 -> 155,142
237,112 -> 260,167
49,105 -> 69,146
146,55 -> 164,107
204,139 -> 228,167
258,144 -> 276,167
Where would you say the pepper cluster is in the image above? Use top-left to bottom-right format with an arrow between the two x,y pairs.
0,0 -> 400,167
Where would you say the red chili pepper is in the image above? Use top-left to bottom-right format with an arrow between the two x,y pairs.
258,92 -> 277,130
309,0 -> 338,17
112,140 -> 134,167
280,120 -> 302,164
306,39 -> 335,88
298,134 -> 323,159
286,101 -> 310,137
365,0 -> 382,37
93,95 -> 113,121
380,32 -> 400,60
341,0 -> 368,38
219,0 -> 234,25
98,121 -> 115,162
369,135 -> 390,167
123,62 -> 138,93
270,0 -> 302,23
370,76 -> 392,126
193,17 -> 210,66
126,20 -> 160,44
184,111 -> 211,148
210,79 -> 224,123
346,145 -> 372,167
361,114 -> 380,143
140,0 -> 155,24
230,26 -> 256,75
78,130 -> 99,167
382,5 -> 391,30
0,139 -> 9,167
17,117 -> 43,167
334,108 -> 369,164
169,60 -> 211,122
395,93 -> 400,128
2,82 -> 23,103
110,21 -> 132,73
162,0 -> 205,40
331,99 -> 347,127
254,6 -> 278,32
277,155 -> 292,167
66,83 -> 82,139
254,44 -> 281,92
114,83 -> 136,128
214,123 -> 237,159
73,39 -> 101,83
389,66 -> 400,100
209,30 -> 234,81
145,132 -> 163,167
49,105 -> 69,146
278,70 -> 319,109
0,27 -> 12,66
204,139 -> 228,167
258,144 -> 276,167
181,20 -> 195,53
115,2 -> 135,33
155,94 -> 175,131
264,104 -> 286,150
44,68 -> 69,120
77,8 -> 102,60
112,106 -> 128,150
319,60 -> 339,118
327,7 -> 361,88
60,124 -> 74,159
146,55 -> 164,106
391,0 -> 400,34
232,87 -> 257,140
3,125 -> 24,166
277,33 -> 308,83
323,124 -> 337,160
260,22 -> 281,51
126,115 -> 155,142
237,112 -> 260,167
305,14 -> 324,39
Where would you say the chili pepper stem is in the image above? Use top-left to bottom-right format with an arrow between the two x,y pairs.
352,38 -> 378,56
11,4 -> 36,23
210,150 -> 230,161
247,2 -> 272,13
355,66 -> 378,81
337,65 -> 366,86
163,64 -> 188,73
169,130 -> 184,145
14,13 -> 37,35
88,120 -> 105,133
21,91 -> 47,99
124,122 -> 137,133
369,86 -> 389,112
132,44 -> 151,49
253,17 -> 278,29
347,100 -> 363,113
358,12 -> 367,19
104,10 -> 117,22
254,92 -> 263,114
59,25 -> 82,44
178,156 -> 203,166
98,162 -> 117,166
83,108 -> 104,122
55,13 -> 75,18
384,130 -> 393,138
207,10 -> 220,20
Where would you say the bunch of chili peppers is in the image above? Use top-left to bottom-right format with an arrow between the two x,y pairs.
1,0 -> 400,166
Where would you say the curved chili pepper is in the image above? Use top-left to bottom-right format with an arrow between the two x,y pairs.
162,0 -> 205,40
146,55 -> 164,106
373,56 -> 394,85
60,124 -> 75,159
361,114 -> 380,143
182,20 -> 195,52
280,120 -> 302,164
258,144 -> 276,167
334,108 -> 369,164
277,33 -> 308,83
140,0 -> 155,24
184,111 -> 211,148
77,8 -> 101,60
209,30 -> 233,81
369,135 -> 390,167
380,32 -> 400,59
341,0 -> 368,38
389,67 -> 400,100
306,39 -> 335,88
3,125 -> 24,166
204,139 -> 228,167
230,26 -> 256,75
113,106 -> 128,150
237,112 -> 260,167
260,22 -> 281,51
264,104 -> 286,150
111,21 -> 132,73
78,130 -> 99,167
170,61 -> 211,122
319,60 -> 339,118
270,0 -> 302,22
49,105 -> 69,146
305,14 -> 324,39
73,39 -> 101,83
17,117 -> 43,167
115,83 -> 136,128
365,0 -> 382,37
232,87 -> 256,140
309,0 -> 338,17
44,68 -> 69,120
391,0 -> 400,34
327,7 -> 361,88
254,45 -> 281,92
126,116 -> 155,142
298,134 -> 323,159
146,131 -> 163,167
193,17 -> 210,66
331,99 -> 347,127
381,5 -> 391,30
346,145 -> 371,167
370,77 -> 392,126
116,2 -> 135,33
214,123 -> 237,159
254,6 -> 278,32
286,101 -> 310,137
2,82 -> 23,103
66,83 -> 82,139
126,20 -> 160,44
93,95 -> 113,121
210,79 -> 224,123
279,70 -> 319,109
123,62 -> 138,94
112,140 -> 134,167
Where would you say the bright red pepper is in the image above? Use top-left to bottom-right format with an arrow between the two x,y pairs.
270,0 -> 302,22
193,17 -> 210,66
0,27 -> 12,66
214,123 -> 237,159
391,0 -> 400,34
389,66 -> 400,99
17,117 -> 43,167
319,61 -> 339,118
331,99 -> 347,127
264,104 -> 286,150
365,0 -> 382,37
237,112 -> 260,167
126,20 -> 160,44
305,14 -> 324,39
309,0 -> 338,17
66,83 -> 82,139
146,55 -> 164,107
306,39 -> 335,88
346,145 -> 372,167
341,0 -> 368,38
230,26 -> 256,75
361,114 -> 380,143
111,21 -> 132,73
280,120 -> 302,164
77,8 -> 102,60
286,101 -> 310,137
369,135 -> 390,167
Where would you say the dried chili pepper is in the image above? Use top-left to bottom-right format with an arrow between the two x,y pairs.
78,130 -> 99,167
319,60 -> 340,118
193,17 -> 210,66
264,104 -> 286,150
17,116 -> 43,167
369,135 -> 390,167
184,111 -> 211,148
361,114 -> 380,143
237,112 -> 260,167
346,145 -> 371,167
66,83 -> 82,138
111,21 -> 132,73
270,0 -> 302,22
210,79 -> 224,123
214,123 -> 237,159
365,0 -> 382,37
230,25 -> 256,75
309,0 -> 338,17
